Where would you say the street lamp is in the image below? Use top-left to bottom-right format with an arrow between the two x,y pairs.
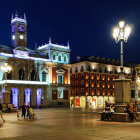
1,62 -> 12,88
113,20 -> 131,79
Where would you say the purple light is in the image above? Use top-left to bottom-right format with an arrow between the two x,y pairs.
25,88 -> 31,106
37,88 -> 43,108
18,24 -> 25,32
11,88 -> 18,108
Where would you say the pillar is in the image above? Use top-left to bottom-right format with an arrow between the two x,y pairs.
32,88 -> 37,108
19,87 -> 24,107
114,79 -> 131,113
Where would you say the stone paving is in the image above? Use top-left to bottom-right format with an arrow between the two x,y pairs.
0,108 -> 140,140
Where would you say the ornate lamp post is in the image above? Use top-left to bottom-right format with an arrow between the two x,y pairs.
113,21 -> 131,79
1,62 -> 12,83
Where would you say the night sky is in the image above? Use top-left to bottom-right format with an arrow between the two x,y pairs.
0,0 -> 140,64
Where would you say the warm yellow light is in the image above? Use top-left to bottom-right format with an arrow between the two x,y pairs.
119,21 -> 125,28
113,27 -> 119,38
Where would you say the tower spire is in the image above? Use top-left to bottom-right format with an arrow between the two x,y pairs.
24,13 -> 26,20
11,13 -> 13,20
67,41 -> 70,48
49,37 -> 52,44
15,11 -> 18,17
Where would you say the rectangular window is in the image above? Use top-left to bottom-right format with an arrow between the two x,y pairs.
58,75 -> 63,84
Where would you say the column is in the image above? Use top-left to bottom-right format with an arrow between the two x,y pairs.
19,87 -> 24,107
32,87 -> 37,108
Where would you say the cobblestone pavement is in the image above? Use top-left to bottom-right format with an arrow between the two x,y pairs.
0,108 -> 140,140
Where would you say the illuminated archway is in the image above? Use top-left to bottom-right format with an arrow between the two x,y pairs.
10,88 -> 19,108
36,88 -> 44,108
24,88 -> 32,106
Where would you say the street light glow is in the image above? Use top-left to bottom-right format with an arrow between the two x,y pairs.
124,25 -> 131,38
113,27 -> 120,39
119,21 -> 125,28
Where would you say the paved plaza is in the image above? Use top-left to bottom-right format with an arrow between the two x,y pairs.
0,108 -> 140,140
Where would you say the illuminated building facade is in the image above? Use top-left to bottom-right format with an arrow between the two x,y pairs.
0,13 -> 71,108
70,56 -> 131,109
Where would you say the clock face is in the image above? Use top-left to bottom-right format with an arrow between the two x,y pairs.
18,24 -> 25,32
19,35 -> 24,40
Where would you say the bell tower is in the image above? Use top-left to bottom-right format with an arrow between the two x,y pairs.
11,12 -> 27,48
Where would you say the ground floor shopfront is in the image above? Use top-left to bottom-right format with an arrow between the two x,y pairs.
70,95 -> 115,109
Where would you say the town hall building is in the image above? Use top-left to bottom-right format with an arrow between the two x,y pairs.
0,13 -> 71,108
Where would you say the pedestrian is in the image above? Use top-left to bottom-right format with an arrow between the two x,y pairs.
0,103 -> 5,123
26,103 -> 31,119
17,108 -> 20,120
21,103 -> 26,119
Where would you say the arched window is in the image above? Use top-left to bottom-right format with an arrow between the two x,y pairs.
42,71 -> 47,82
64,54 -> 67,62
19,69 -> 24,80
58,53 -> 62,62
7,71 -> 12,80
58,56 -> 61,61
31,70 -> 36,81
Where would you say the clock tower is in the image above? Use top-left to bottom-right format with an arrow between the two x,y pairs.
11,13 -> 27,48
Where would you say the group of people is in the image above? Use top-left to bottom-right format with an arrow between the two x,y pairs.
0,102 -> 35,123
125,101 -> 138,121
18,103 -> 36,120
102,101 -> 115,120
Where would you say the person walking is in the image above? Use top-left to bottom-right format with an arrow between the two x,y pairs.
26,103 -> 31,119
21,103 -> 26,119
0,103 -> 5,123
